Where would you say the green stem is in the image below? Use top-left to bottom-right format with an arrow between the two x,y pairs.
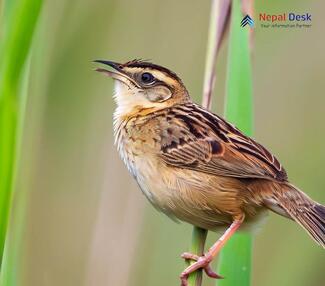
218,0 -> 253,285
186,227 -> 208,286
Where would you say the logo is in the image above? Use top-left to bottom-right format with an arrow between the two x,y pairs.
241,15 -> 254,28
259,13 -> 312,29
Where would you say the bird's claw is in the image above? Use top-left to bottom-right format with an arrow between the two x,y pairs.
181,252 -> 200,261
180,252 -> 223,286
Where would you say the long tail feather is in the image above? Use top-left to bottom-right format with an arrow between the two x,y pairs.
264,183 -> 325,248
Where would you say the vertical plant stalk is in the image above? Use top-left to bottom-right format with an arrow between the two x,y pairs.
0,0 -> 43,271
218,0 -> 254,285
202,0 -> 230,110
187,0 -> 231,285
0,59 -> 31,286
186,228 -> 208,286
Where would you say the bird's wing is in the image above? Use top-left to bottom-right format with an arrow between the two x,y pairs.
158,104 -> 288,181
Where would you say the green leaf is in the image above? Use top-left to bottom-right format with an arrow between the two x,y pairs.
0,0 -> 43,278
218,0 -> 253,285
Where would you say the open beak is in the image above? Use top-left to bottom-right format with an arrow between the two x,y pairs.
94,60 -> 139,87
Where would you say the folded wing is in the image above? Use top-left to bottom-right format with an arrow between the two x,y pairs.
159,104 -> 287,182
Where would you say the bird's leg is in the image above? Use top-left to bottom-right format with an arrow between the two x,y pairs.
180,218 -> 243,286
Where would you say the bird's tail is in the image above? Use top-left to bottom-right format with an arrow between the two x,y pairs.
263,183 -> 325,248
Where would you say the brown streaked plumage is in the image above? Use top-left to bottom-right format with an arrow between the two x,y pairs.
95,59 -> 325,286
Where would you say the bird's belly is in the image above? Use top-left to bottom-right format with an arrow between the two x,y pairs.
118,138 -> 266,232
131,157 -> 246,230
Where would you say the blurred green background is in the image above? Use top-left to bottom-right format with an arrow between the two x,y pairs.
5,0 -> 325,285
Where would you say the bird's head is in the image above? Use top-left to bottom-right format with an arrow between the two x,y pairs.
95,59 -> 190,117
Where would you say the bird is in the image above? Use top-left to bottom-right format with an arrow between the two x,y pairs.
95,59 -> 325,286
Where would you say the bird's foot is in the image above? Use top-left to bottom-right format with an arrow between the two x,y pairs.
180,252 -> 223,286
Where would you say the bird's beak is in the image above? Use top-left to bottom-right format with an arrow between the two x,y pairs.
94,60 -> 139,87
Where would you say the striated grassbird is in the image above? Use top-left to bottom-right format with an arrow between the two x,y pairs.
95,59 -> 325,286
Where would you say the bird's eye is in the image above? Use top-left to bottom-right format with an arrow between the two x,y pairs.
140,72 -> 155,84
